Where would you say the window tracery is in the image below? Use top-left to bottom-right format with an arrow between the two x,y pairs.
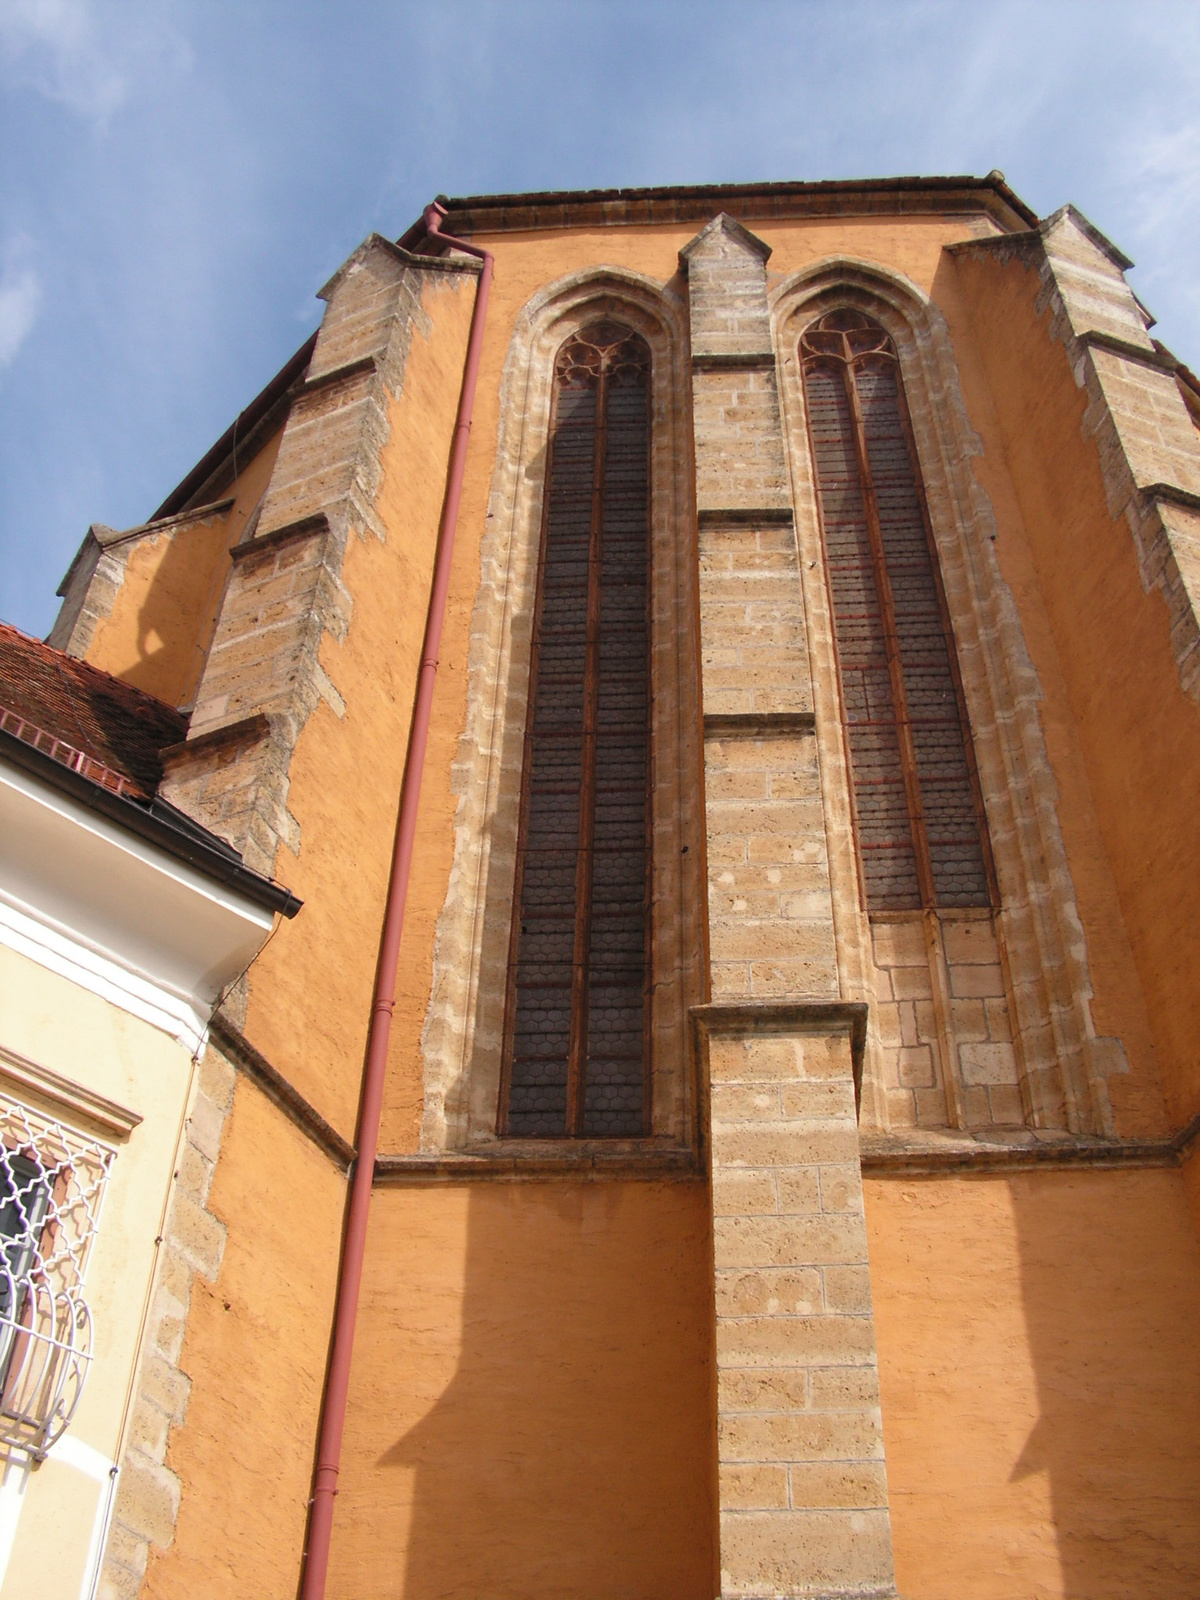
500,322 -> 653,1138
422,271 -> 700,1157
767,268 -> 1127,1137
797,304 -> 1022,1131
800,308 -> 994,915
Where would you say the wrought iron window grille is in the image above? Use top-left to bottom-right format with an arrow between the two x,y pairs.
0,1094 -> 113,1460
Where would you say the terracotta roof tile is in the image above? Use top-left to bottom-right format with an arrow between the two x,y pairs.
0,623 -> 186,801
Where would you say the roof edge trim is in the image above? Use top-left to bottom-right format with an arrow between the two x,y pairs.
436,172 -> 1040,233
0,728 -> 302,919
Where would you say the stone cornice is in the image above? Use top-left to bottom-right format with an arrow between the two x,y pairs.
438,175 -> 1038,238
373,1148 -> 701,1183
218,1007 -> 1200,1184
946,203 -> 1134,273
679,212 -> 773,269
161,710 -> 271,763
89,498 -> 236,551
696,507 -> 794,527
1142,481 -> 1200,515
691,999 -> 868,1107
861,1108 -> 1200,1175
209,1013 -> 354,1169
690,350 -> 776,370
229,510 -> 331,560
301,353 -> 379,394
1077,328 -> 1165,368
316,230 -> 482,301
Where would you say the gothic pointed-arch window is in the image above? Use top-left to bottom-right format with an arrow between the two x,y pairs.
499,321 -> 652,1138
801,308 -> 994,915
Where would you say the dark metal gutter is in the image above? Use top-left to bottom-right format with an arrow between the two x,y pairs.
0,728 -> 302,918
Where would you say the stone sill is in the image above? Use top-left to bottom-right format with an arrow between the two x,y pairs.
373,1145 -> 702,1184
860,1117 -> 1200,1175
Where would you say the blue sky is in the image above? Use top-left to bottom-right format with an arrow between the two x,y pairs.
2,0 -> 1199,636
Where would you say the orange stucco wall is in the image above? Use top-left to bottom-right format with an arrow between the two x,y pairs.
866,1169 -> 1200,1599
143,1075 -> 345,1600
943,247 -> 1200,1134
143,272 -> 477,1592
327,1178 -> 717,1600
193,209 -> 1193,1161
86,431 -> 282,708
97,205 -> 1200,1596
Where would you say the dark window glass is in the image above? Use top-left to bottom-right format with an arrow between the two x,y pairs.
501,322 -> 652,1137
802,308 -> 992,912
0,1152 -> 50,1302
0,1151 -> 51,1385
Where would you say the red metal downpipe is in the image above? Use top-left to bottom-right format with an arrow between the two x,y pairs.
300,203 -> 493,1600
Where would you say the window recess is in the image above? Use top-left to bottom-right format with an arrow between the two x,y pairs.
802,308 -> 1025,1132
500,322 -> 652,1139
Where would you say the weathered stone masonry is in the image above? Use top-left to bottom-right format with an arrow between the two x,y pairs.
159,236 -> 480,885
91,234 -> 480,1593
684,214 -> 897,1600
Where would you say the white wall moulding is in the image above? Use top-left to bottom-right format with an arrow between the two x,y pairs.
0,762 -> 276,1055
0,1048 -> 140,1147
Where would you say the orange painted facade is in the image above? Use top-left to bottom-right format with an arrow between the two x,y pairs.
35,178 -> 1200,1598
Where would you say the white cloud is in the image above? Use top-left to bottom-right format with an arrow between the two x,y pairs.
1111,116 -> 1200,349
0,0 -> 127,119
1122,122 -> 1200,244
0,238 -> 42,371
0,0 -> 191,123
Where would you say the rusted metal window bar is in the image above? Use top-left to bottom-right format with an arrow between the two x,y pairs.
501,322 -> 652,1137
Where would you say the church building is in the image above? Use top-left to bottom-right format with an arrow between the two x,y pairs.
9,174 -> 1200,1598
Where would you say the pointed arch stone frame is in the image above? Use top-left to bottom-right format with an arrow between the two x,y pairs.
770,257 -> 1127,1138
420,266 -> 706,1156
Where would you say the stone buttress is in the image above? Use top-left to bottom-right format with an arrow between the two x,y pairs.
158,236 -> 480,888
683,215 -> 899,1600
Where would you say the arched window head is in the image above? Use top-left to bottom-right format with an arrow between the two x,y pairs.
500,321 -> 652,1137
801,308 -> 994,913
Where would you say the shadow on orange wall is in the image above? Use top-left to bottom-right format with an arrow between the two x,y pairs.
80,435 -> 280,709
868,1169 -> 1200,1600
1009,1169 -> 1200,1598
332,1180 -> 717,1599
